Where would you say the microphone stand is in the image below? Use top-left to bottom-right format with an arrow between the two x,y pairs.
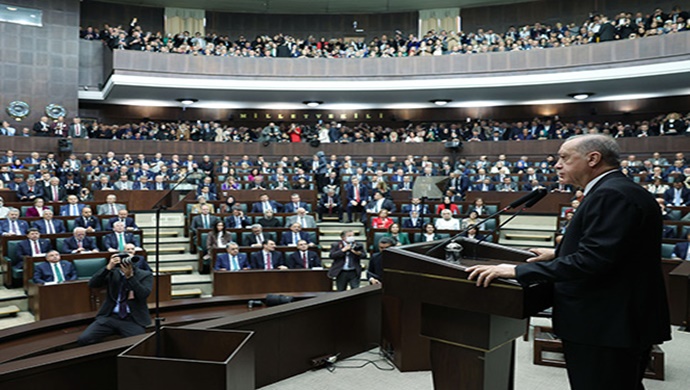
150,168 -> 204,357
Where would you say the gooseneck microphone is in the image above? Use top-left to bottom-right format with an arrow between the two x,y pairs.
507,188 -> 548,209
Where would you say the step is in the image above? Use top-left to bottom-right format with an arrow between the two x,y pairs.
0,311 -> 35,330
0,289 -> 29,312
142,229 -> 180,238
0,305 -> 20,318
504,233 -> 552,241
135,213 -> 186,229
171,274 -> 212,285
143,236 -> 188,244
144,245 -> 187,254
159,265 -> 194,274
499,215 -> 558,231
171,288 -> 203,299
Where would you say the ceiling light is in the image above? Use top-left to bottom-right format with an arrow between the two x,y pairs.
176,98 -> 198,105
430,99 -> 452,106
7,7 -> 17,11
568,93 -> 594,101
303,101 -> 323,107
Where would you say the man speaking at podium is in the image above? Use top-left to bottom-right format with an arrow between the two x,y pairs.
468,134 -> 670,390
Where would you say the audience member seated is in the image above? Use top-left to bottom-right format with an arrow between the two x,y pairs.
283,193 -> 308,213
435,196 -> 460,215
346,177 -> 368,223
59,194 -> 86,217
462,225 -> 485,241
285,207 -> 316,228
383,223 -> 410,245
251,193 -> 283,213
74,206 -> 101,232
214,243 -> 249,271
108,209 -> 139,231
469,197 -> 488,216
103,221 -> 139,252
1,208 -> 28,235
205,220 -> 234,263
25,197 -> 50,217
663,178 -> 690,206
219,195 -> 238,213
97,194 -> 126,215
15,228 -> 52,269
317,188 -> 342,221
16,176 -> 44,202
401,197 -> 429,214
32,209 -> 67,234
404,211 -> 424,228
33,250 -> 77,284
250,240 -> 287,270
61,227 -> 98,254
286,240 -> 321,269
257,210 -> 282,228
244,224 -> 267,247
672,232 -> 690,260
367,237 -> 395,285
113,174 -> 133,190
224,205 -> 250,228
190,204 -> 219,237
462,211 -> 484,230
280,222 -> 315,247
0,196 -> 8,219
328,230 -> 366,291
365,191 -> 396,216
371,209 -> 394,229
435,209 -> 461,230
190,195 -> 216,214
420,223 -> 442,242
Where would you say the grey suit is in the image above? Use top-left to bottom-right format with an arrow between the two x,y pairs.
284,215 -> 316,228
97,203 -> 126,215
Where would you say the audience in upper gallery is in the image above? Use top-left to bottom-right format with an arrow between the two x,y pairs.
81,6 -> 690,58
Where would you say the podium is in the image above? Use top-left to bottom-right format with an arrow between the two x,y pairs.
382,238 -> 552,390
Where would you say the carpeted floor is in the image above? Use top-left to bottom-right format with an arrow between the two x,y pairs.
260,318 -> 690,390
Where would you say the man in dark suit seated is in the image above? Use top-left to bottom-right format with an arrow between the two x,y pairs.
250,240 -> 287,270
472,178 -> 496,192
280,222 -> 315,247
32,209 -> 67,234
0,208 -> 29,236
286,240 -> 321,269
401,197 -> 429,214
132,175 -> 154,191
15,228 -> 52,269
663,178 -> 690,207
244,224 -> 267,248
403,211 -> 424,228
365,191 -> 396,215
77,251 -> 153,345
74,206 -> 101,232
345,177 -> 368,223
283,193 -> 309,213
224,206 -> 250,228
152,175 -> 170,191
108,209 -> 139,231
16,176 -> 44,201
317,188 -> 342,221
251,193 -> 283,213
672,232 -> 690,260
61,227 -> 98,254
257,210 -> 282,228
214,243 -> 249,271
190,204 -> 219,237
33,250 -> 78,284
103,222 -> 139,252
328,230 -> 366,291
468,134 -> 671,390
59,194 -> 86,217
367,237 -> 395,285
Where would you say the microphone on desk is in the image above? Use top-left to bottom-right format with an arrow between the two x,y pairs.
425,188 -> 548,256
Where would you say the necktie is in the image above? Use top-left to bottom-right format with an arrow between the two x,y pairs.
53,187 -> 59,201
30,186 -> 34,192
354,187 -> 360,202
266,252 -> 272,270
33,240 -> 40,255
110,204 -> 116,214
300,217 -> 305,227
78,239 -> 83,249
231,256 -> 239,270
203,215 -> 209,229
116,276 -> 129,319
47,221 -> 54,234
302,252 -> 308,268
118,233 -> 125,251
71,204 -> 78,216
75,125 -> 80,136
328,197 -> 333,213
11,221 -> 19,234
53,263 -> 65,283
264,202 -> 270,211
293,232 -> 299,245
675,190 -> 682,206
235,217 -> 241,227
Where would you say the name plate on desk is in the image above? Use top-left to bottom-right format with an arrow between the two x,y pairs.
213,269 -> 331,296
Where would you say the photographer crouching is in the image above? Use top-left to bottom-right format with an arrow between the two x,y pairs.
77,252 -> 152,345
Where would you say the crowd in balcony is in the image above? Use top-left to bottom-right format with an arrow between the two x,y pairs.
79,6 -> 689,58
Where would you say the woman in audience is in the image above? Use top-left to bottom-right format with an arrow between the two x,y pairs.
420,223 -> 442,242
204,220 -> 234,263
220,195 -> 238,213
247,168 -> 261,182
78,187 -> 94,202
462,211 -> 482,230
435,196 -> 460,215
371,209 -> 394,229
646,177 -> 670,196
220,176 -> 241,192
9,159 -> 24,170
374,180 -> 391,199
435,209 -> 461,230
384,223 -> 410,246
25,197 -> 50,217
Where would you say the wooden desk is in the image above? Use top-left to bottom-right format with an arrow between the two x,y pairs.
213,269 -> 331,296
669,261 -> 690,328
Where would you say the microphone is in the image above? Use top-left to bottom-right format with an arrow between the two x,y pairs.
247,300 -> 264,309
507,188 -> 547,209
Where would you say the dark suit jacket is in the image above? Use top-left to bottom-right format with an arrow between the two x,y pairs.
251,200 -> 283,213
280,231 -> 311,246
74,216 -> 102,231
214,253 -> 249,271
103,232 -> 137,251
107,217 -> 138,231
472,183 -> 496,191
249,251 -> 285,269
662,187 -> 690,206
132,182 -> 154,191
283,201 -> 308,213
33,260 -> 78,284
0,219 -> 29,235
16,183 -> 44,200
345,184 -> 368,203
286,251 -> 321,269
89,266 -> 153,327
59,203 -> 85,216
224,215 -> 250,228
403,218 -> 424,228
365,199 -> 396,213
367,252 -> 383,282
672,242 -> 689,259
32,219 -> 67,234
190,214 -> 220,233
61,236 -> 98,253
515,171 -> 671,348
15,239 -> 52,267
328,241 -> 365,278
401,204 -> 429,214
44,186 -> 67,202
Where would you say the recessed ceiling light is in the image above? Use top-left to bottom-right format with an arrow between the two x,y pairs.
176,98 -> 198,105
430,99 -> 452,106
568,93 -> 594,101
7,7 -> 18,11
303,101 -> 323,107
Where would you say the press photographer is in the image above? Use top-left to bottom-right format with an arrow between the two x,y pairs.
328,230 -> 366,291
77,251 -> 152,345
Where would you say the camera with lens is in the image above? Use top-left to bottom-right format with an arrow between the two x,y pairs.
115,253 -> 139,267
351,242 -> 364,252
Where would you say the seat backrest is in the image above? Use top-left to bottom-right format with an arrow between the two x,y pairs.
55,237 -> 68,253
199,232 -> 209,250
667,210 -> 681,220
484,205 -> 498,214
66,219 -> 76,232
661,243 -> 675,259
372,232 -> 387,251
306,231 -> 318,244
101,218 -> 112,231
483,219 -> 497,231
73,258 -> 108,279
6,240 -> 20,262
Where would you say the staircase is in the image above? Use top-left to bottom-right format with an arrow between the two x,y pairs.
497,215 -> 558,249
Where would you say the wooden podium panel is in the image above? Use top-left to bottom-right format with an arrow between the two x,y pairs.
669,261 -> 690,328
382,239 -> 552,389
28,281 -> 92,321
212,269 -> 331,296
